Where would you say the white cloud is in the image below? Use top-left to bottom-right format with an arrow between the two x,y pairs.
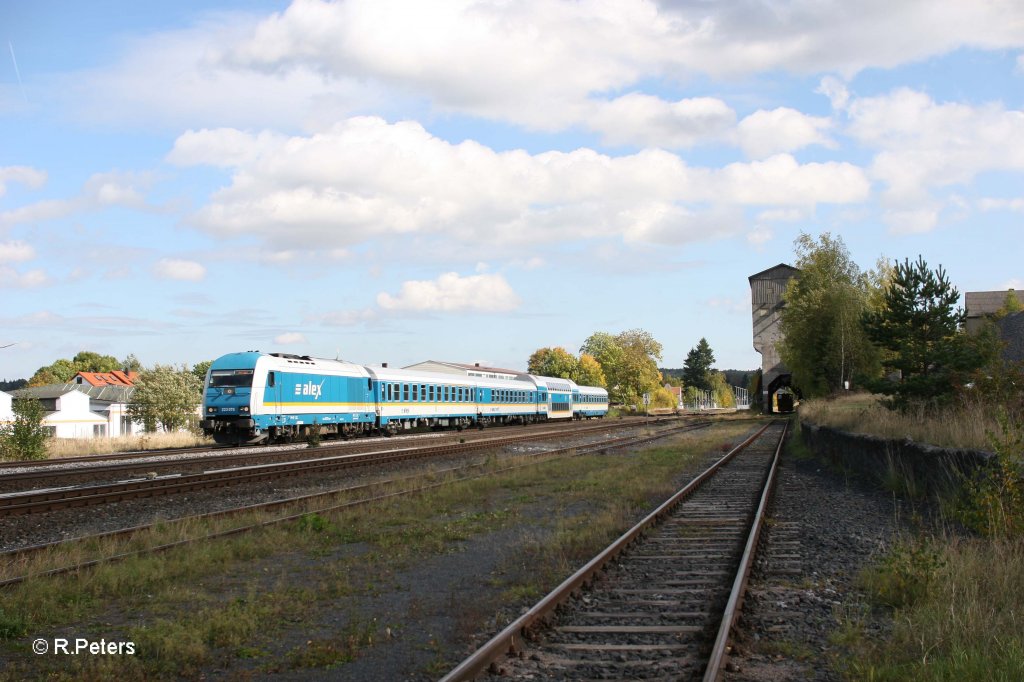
979,198 -> 1024,212
746,228 -> 774,248
61,1 -> 1024,132
0,241 -> 34,263
274,332 -> 307,345
153,258 -> 206,282
845,88 -> 1024,202
0,267 -> 49,288
376,272 -> 521,313
737,108 -> 833,159
0,166 -> 46,197
883,207 -> 939,235
172,118 -> 869,253
588,94 -> 736,148
0,171 -> 154,228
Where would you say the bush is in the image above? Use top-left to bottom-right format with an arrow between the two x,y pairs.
0,397 -> 50,461
957,412 -> 1024,537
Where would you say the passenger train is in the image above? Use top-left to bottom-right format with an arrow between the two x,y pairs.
201,351 -> 609,445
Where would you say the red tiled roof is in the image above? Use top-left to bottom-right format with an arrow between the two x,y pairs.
75,371 -> 137,387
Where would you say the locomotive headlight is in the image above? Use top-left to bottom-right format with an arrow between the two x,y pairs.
239,406 -> 250,413
207,407 -> 215,413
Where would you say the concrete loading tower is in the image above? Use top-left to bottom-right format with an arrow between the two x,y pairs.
749,264 -> 800,413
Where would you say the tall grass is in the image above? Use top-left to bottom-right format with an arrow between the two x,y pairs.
850,536 -> 1024,681
45,431 -> 212,458
799,393 -> 999,450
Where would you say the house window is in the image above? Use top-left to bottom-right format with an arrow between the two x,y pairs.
93,424 -> 107,437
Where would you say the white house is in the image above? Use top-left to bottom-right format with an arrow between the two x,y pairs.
13,384 -> 144,438
0,390 -> 13,424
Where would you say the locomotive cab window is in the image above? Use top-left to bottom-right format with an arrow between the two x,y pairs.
210,369 -> 254,388
267,371 -> 275,388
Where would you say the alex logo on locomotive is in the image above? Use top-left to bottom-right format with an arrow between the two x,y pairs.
293,380 -> 325,399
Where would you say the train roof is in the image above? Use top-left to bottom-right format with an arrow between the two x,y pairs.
366,365 -> 537,389
211,352 -> 371,377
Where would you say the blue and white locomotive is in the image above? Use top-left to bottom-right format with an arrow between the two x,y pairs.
201,351 -> 609,445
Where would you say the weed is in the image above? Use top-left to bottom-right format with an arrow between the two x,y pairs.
287,619 -> 376,669
956,413 -> 1024,537
0,608 -> 27,639
860,536 -> 944,609
296,512 -> 334,534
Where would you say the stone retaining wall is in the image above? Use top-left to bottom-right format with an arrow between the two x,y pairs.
799,420 -> 993,497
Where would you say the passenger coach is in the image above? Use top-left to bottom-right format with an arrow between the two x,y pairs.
201,351 -> 609,445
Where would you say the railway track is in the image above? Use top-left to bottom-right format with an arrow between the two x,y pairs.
0,420 -> 715,588
0,418 -> 660,492
0,419 -> 692,517
443,419 -> 788,681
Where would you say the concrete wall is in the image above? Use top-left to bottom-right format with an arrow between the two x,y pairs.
800,420 -> 992,498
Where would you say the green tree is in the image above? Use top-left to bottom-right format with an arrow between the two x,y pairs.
862,256 -> 991,409
995,290 -> 1023,319
682,338 -> 715,391
191,360 -> 213,386
28,358 -> 77,386
709,371 -> 736,408
527,347 -> 579,379
778,232 -> 882,397
121,354 -> 143,373
0,397 -> 50,460
128,364 -> 203,432
71,351 -> 120,373
648,386 -> 678,409
28,350 -> 123,386
571,353 -> 606,388
582,329 -> 662,406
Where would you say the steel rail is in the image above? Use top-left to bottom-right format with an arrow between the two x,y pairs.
440,420 -> 775,682
0,419 -> 693,516
0,417 -> 660,472
0,422 -> 712,589
703,419 -> 788,681
0,418 -> 654,488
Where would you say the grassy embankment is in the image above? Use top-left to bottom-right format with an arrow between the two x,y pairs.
800,393 -> 1024,681
42,432 -> 213,459
0,419 -> 759,680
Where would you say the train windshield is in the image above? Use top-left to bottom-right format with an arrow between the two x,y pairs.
209,369 -> 254,388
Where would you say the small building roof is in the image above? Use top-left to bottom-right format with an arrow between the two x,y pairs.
748,263 -> 800,282
965,290 -> 1024,320
13,383 -> 134,403
74,370 -> 137,387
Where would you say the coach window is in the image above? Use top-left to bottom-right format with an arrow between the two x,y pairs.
403,384 -> 409,401
429,385 -> 434,402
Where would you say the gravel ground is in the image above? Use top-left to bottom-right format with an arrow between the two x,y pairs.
722,447 -> 930,681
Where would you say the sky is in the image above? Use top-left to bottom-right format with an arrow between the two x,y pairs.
1,0 -> 1023,381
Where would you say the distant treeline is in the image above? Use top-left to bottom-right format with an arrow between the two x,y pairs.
0,379 -> 27,392
660,368 -> 757,389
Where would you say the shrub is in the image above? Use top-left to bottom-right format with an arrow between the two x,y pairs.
0,397 -> 50,461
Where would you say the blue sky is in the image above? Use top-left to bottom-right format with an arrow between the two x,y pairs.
2,0 -> 1022,381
